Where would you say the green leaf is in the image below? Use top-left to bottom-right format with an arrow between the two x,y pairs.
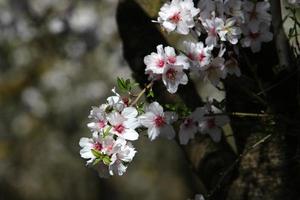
117,77 -> 127,91
147,89 -> 154,98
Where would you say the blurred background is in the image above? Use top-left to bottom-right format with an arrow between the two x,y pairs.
0,0 -> 197,199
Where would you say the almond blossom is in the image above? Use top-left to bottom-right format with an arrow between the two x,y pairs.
241,22 -> 273,53
79,132 -> 114,165
199,56 -> 225,86
107,107 -> 140,141
199,114 -> 230,142
87,104 -> 108,133
243,0 -> 272,30
162,64 -> 188,93
144,45 -> 189,75
184,41 -> 213,68
198,0 -> 215,21
202,15 -> 225,46
79,132 -> 137,177
164,46 -> 190,69
179,107 -> 205,145
139,101 -> 178,141
108,138 -> 136,176
157,0 -> 200,35
218,17 -> 242,45
144,44 -> 166,74
224,0 -> 244,22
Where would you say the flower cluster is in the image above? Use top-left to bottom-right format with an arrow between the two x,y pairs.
79,0 -> 272,182
144,45 -> 189,93
79,84 -> 230,177
79,87 -> 179,177
79,89 -> 139,176
147,0 -> 273,89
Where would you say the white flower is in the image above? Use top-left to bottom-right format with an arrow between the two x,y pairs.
139,102 -> 178,141
106,87 -> 127,112
87,105 -> 108,133
199,115 -> 229,142
241,23 -> 273,53
218,17 -> 242,45
108,138 -> 136,176
243,0 -> 272,30
164,46 -> 190,69
288,0 -> 300,6
157,0 -> 200,35
179,107 -> 205,145
198,0 -> 216,21
203,15 -> 225,46
162,64 -> 188,93
144,45 -> 190,76
184,41 -> 213,68
199,56 -> 225,86
79,133 -> 114,165
144,44 -> 166,74
107,107 -> 140,141
224,0 -> 244,22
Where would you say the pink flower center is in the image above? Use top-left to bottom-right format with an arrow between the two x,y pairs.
170,12 -> 181,23
166,68 -> 177,80
122,97 -> 129,106
98,120 -> 106,129
210,27 -> 217,36
198,52 -> 206,62
168,56 -> 176,64
114,124 -> 125,133
249,32 -> 260,39
93,142 -> 103,151
207,118 -> 216,129
155,116 -> 165,127
157,59 -> 165,68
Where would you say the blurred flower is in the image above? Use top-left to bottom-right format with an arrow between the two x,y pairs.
179,107 -> 205,145
69,6 -> 98,33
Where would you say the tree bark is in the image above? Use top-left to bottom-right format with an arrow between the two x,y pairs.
116,0 -> 300,199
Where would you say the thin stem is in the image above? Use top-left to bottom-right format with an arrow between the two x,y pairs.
129,82 -> 153,106
205,112 -> 270,118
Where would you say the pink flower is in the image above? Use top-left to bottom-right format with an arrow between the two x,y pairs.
184,41 -> 213,68
241,22 -> 273,53
203,15 -> 225,46
157,0 -> 200,35
179,107 -> 205,145
139,102 -> 178,140
199,57 -> 225,86
144,44 -> 166,74
107,107 -> 140,141
162,64 -> 188,93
